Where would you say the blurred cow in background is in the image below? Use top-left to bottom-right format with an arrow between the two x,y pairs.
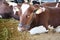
0,0 -> 20,20
7,1 -> 20,20
0,0 -> 13,19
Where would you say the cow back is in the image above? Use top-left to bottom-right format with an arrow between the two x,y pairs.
41,2 -> 60,7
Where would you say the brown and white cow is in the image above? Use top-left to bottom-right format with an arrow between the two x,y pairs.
17,3 -> 60,32
7,2 -> 20,20
0,0 -> 20,20
0,0 -> 13,19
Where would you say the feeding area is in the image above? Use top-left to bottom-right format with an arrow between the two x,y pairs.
0,19 -> 60,40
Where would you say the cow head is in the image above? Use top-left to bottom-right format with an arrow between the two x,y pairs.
0,1 -> 13,19
7,2 -> 22,20
18,3 -> 46,31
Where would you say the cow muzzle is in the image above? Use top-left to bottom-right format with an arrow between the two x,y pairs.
17,23 -> 30,31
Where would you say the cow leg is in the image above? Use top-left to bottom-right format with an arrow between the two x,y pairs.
43,21 -> 48,30
40,18 -> 48,30
41,15 -> 49,30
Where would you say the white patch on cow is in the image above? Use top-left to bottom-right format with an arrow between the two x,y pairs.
35,9 -> 43,14
13,7 -> 19,15
42,7 -> 46,12
54,26 -> 60,32
55,3 -> 59,8
24,0 -> 28,3
21,4 -> 30,15
29,0 -> 33,5
7,2 -> 19,15
48,25 -> 54,30
0,15 -> 2,18
29,26 -> 48,35
7,2 -> 17,7
35,7 -> 46,14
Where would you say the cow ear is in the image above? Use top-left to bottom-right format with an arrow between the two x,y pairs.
35,7 -> 46,14
35,8 -> 43,14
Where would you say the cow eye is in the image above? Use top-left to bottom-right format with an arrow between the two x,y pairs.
26,15 -> 30,18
